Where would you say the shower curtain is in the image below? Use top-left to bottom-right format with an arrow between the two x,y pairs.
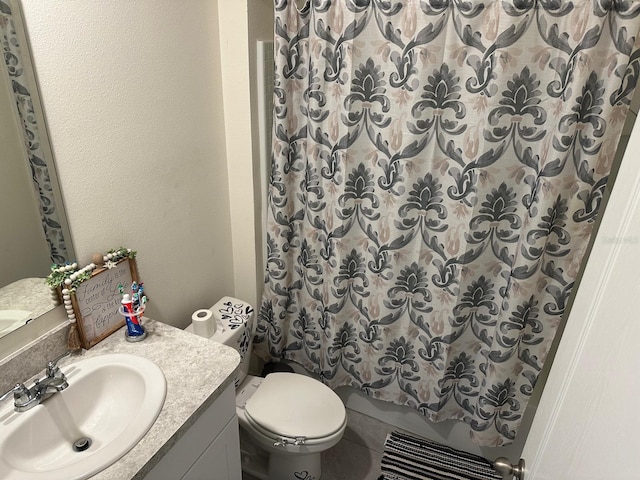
255,0 -> 640,446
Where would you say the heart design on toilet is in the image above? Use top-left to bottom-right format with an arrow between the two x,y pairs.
227,314 -> 246,330
218,304 -> 235,317
294,471 -> 316,480
218,301 -> 255,330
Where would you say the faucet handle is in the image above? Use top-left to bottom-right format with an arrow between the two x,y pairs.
46,361 -> 58,378
46,351 -> 72,377
45,362 -> 68,383
1,383 -> 33,404
12,383 -> 32,403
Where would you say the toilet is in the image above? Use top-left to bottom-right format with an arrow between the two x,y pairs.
186,296 -> 346,480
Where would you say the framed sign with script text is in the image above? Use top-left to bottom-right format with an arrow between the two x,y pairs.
71,257 -> 139,348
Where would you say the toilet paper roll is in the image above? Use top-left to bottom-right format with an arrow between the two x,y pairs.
192,309 -> 217,338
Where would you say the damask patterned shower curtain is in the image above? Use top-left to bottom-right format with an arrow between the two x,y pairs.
255,0 -> 640,446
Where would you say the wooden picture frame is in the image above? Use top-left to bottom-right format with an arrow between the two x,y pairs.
68,257 -> 139,349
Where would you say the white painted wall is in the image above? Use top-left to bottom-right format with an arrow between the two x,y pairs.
211,0 -> 273,310
248,0 -> 275,299
20,0 -> 234,327
0,61 -> 50,287
217,2 -> 256,308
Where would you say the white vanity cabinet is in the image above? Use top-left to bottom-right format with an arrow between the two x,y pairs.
145,383 -> 242,480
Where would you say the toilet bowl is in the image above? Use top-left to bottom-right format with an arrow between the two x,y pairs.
187,297 -> 346,480
237,372 -> 346,479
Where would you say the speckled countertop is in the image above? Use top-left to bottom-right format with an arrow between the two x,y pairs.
58,319 -> 240,479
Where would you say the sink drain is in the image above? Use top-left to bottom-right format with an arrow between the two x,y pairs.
72,437 -> 92,452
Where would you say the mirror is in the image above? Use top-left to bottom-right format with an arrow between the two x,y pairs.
0,0 -> 74,338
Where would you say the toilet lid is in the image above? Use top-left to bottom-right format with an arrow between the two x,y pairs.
244,372 -> 346,439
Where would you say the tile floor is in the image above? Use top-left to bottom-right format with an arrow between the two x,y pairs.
241,407 -> 394,480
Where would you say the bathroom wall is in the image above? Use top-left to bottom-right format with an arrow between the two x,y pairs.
248,0 -> 276,299
216,0 -> 274,310
20,0 -> 234,326
0,59 -> 50,287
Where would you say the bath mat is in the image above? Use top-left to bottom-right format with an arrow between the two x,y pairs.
378,431 -> 503,480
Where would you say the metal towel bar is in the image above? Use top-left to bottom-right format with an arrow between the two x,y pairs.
493,457 -> 525,480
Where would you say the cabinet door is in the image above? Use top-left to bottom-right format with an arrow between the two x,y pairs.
145,385 -> 241,480
182,416 -> 242,480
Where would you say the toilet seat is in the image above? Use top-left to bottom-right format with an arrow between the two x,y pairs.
244,372 -> 346,441
243,410 -> 346,447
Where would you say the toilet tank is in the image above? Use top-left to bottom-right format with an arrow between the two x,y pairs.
186,296 -> 255,387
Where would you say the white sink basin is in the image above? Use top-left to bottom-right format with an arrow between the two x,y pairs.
0,310 -> 32,336
0,353 -> 166,479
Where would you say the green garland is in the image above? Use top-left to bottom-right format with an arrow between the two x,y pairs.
46,247 -> 137,293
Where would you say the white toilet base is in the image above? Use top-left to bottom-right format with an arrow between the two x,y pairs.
240,428 -> 323,480
268,451 -> 321,480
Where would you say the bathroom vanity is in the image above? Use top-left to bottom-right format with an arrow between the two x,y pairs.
0,319 -> 242,479
96,320 -> 242,479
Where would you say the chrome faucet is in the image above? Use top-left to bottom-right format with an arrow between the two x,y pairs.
0,351 -> 72,412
